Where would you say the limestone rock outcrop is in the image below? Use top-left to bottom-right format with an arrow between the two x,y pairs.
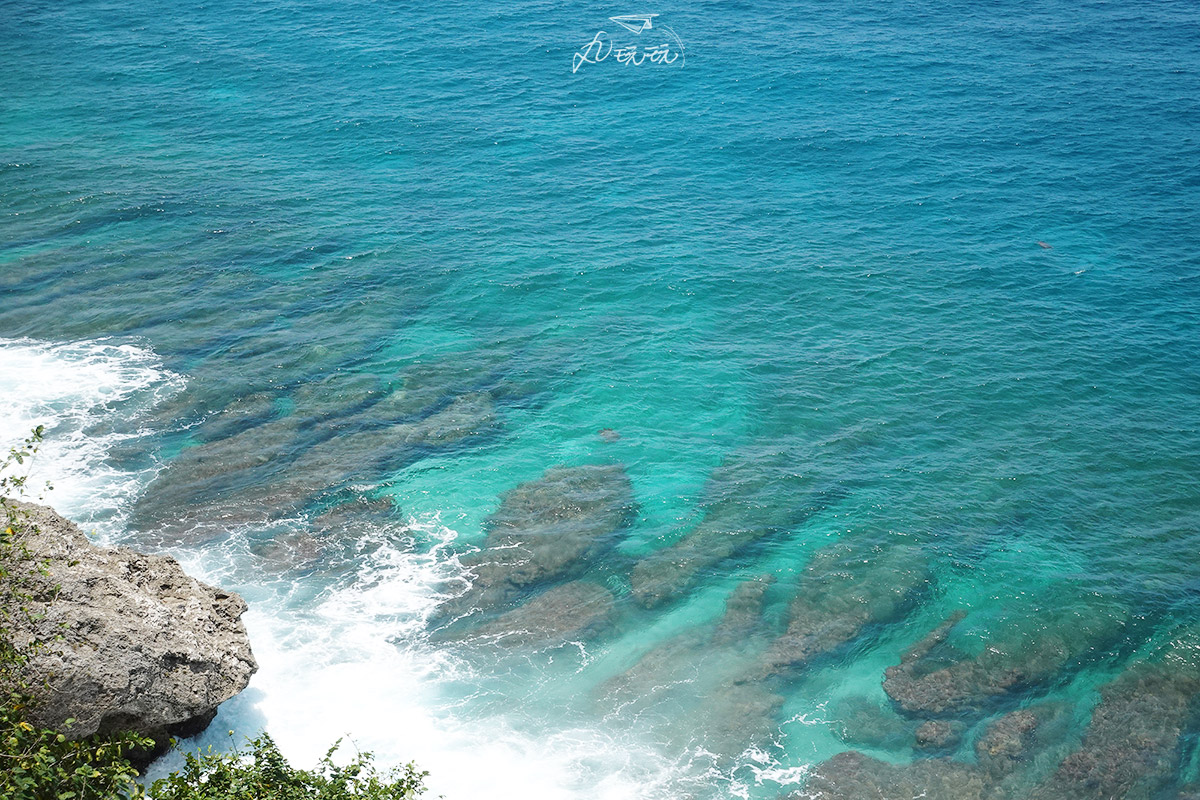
3,502 -> 256,749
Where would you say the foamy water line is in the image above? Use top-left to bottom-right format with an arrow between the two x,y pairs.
0,337 -> 184,540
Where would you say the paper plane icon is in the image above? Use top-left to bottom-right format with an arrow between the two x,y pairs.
609,14 -> 658,34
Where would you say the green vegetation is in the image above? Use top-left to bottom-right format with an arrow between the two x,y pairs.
1,428 -> 429,800
0,705 -> 149,800
151,736 -> 428,800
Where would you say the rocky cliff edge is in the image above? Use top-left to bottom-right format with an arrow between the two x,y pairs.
4,502 -> 256,751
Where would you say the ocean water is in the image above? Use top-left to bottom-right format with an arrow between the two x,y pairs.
3,1 -> 1200,797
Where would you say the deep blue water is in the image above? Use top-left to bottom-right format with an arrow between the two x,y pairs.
3,1 -> 1200,798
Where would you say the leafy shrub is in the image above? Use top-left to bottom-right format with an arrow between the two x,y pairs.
150,735 -> 428,800
0,704 -> 149,800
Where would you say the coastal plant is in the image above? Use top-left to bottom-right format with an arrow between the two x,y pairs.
149,734 -> 429,800
0,706 -> 150,800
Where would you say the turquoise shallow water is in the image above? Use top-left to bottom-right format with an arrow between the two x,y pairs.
3,1 -> 1200,798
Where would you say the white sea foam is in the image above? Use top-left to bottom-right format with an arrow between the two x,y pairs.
0,337 -> 183,539
166,515 -> 706,800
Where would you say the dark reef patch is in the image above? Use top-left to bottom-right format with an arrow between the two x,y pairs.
884,597 -> 1130,716
796,751 -> 988,800
435,463 -> 635,626
1029,659 -> 1200,800
760,539 -> 930,677
463,581 -> 616,648
630,448 -> 844,608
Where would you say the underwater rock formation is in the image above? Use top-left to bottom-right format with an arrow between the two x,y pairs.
828,696 -> 917,751
278,391 -> 497,497
246,528 -> 326,572
366,355 -> 520,423
711,575 -> 775,648
309,494 -> 398,533
800,645 -> 1197,800
597,428 -> 621,442
977,710 -> 1039,776
1028,661 -> 1200,800
630,450 -> 841,608
440,464 -> 635,620
132,348 -> 526,535
599,576 -> 780,758
286,371 -> 390,426
192,390 -> 281,443
797,751 -> 988,800
134,390 -> 497,534
884,598 -> 1129,716
914,719 -> 964,751
603,575 -> 774,704
243,495 -> 409,577
702,680 -> 785,757
465,581 -> 615,647
974,706 -> 1059,779
4,503 -> 255,753
761,541 -> 929,676
129,413 -> 302,529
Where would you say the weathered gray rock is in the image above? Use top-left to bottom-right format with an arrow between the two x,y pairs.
3,503 -> 256,749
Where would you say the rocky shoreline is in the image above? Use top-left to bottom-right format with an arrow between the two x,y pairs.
4,502 -> 256,761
